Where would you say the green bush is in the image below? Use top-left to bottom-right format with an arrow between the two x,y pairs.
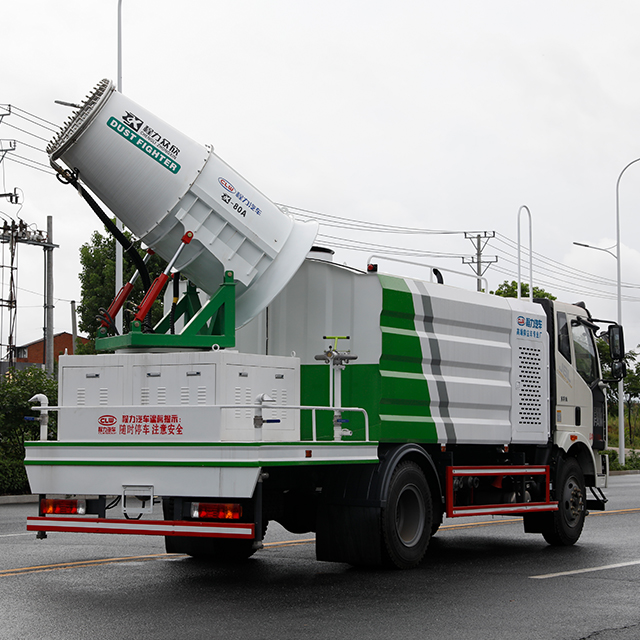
0,366 -> 57,462
0,460 -> 30,495
604,449 -> 640,471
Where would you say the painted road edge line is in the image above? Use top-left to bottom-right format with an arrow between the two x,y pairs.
531,559 -> 640,579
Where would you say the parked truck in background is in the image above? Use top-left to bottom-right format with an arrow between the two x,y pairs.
25,79 -> 626,569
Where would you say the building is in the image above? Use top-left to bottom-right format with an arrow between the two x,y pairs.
15,332 -> 89,365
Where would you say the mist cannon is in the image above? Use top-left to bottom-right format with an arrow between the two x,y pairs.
47,79 -> 318,329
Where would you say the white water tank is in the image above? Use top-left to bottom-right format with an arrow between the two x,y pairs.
47,79 -> 318,327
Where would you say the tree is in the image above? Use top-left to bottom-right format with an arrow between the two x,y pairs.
0,367 -> 57,460
624,363 -> 640,445
491,280 -> 556,300
78,228 -> 166,349
597,337 -> 638,408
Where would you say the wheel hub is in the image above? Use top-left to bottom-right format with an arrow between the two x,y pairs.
562,476 -> 584,528
395,484 -> 425,547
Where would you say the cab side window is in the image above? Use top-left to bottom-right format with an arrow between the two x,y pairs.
572,322 -> 598,385
557,312 -> 571,363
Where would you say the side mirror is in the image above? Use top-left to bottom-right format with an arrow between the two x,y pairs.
608,324 -> 625,362
611,360 -> 627,381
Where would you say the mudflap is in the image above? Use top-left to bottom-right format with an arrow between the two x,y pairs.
315,444 -> 442,567
315,464 -> 382,566
316,503 -> 382,566
522,511 -> 553,534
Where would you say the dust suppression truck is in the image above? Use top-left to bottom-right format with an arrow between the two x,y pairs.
25,79 -> 626,569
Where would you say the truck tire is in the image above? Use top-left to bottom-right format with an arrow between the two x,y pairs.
162,498 -> 266,561
381,461 -> 432,569
543,457 -> 586,546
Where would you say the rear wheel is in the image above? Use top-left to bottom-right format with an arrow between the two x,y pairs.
543,457 -> 586,546
162,498 -> 265,561
381,461 -> 432,569
165,535 -> 258,561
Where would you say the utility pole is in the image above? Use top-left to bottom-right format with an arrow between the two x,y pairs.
0,140 -> 17,164
0,221 -> 18,367
0,218 -> 58,368
1,113 -> 58,372
71,300 -> 77,355
44,216 -> 54,374
462,231 -> 498,292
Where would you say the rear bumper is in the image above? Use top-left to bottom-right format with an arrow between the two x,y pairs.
26,516 -> 255,538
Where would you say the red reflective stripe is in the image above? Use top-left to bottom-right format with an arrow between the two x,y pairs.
26,517 -> 255,539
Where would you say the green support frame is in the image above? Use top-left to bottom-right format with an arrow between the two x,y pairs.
95,271 -> 236,351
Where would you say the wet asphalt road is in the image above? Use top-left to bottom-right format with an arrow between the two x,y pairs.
1,475 -> 639,640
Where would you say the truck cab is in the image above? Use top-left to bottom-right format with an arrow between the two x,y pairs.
537,299 -> 624,489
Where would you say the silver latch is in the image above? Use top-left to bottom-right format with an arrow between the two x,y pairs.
122,485 -> 154,516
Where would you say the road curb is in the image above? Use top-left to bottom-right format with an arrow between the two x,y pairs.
0,495 -> 39,505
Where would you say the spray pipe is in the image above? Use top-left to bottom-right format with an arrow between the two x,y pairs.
315,336 -> 357,440
29,394 -> 49,441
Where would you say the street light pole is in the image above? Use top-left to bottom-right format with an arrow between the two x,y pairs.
117,0 -> 123,93
614,158 -> 640,465
115,0 -> 124,334
576,158 -> 640,466
572,240 -> 621,460
573,237 -> 624,463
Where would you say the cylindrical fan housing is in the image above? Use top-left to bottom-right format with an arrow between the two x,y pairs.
48,79 -> 318,327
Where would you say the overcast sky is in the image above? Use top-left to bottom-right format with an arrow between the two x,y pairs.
3,0 -> 640,353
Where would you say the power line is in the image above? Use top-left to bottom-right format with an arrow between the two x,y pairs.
7,105 -> 57,129
493,233 -> 634,288
10,109 -> 57,133
13,139 -> 47,155
316,232 -> 465,258
491,241 -> 621,291
0,121 -> 50,143
281,203 -> 483,235
283,203 -> 640,304
10,153 -> 52,171
4,155 -> 55,175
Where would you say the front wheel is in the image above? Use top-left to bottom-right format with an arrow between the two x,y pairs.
381,461 -> 432,569
543,457 -> 586,546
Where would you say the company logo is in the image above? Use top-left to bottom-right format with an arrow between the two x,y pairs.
122,111 -> 143,132
518,316 -> 543,330
219,178 -> 235,193
107,117 -> 181,174
98,415 -> 118,426
516,314 -> 544,340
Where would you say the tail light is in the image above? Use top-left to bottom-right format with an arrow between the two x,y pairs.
190,502 -> 242,520
41,499 -> 87,515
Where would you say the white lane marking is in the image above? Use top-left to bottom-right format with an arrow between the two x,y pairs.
531,559 -> 640,579
0,533 -> 32,538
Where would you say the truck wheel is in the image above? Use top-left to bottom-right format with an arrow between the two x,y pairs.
543,457 -> 586,546
162,498 -> 267,561
381,461 -> 432,569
